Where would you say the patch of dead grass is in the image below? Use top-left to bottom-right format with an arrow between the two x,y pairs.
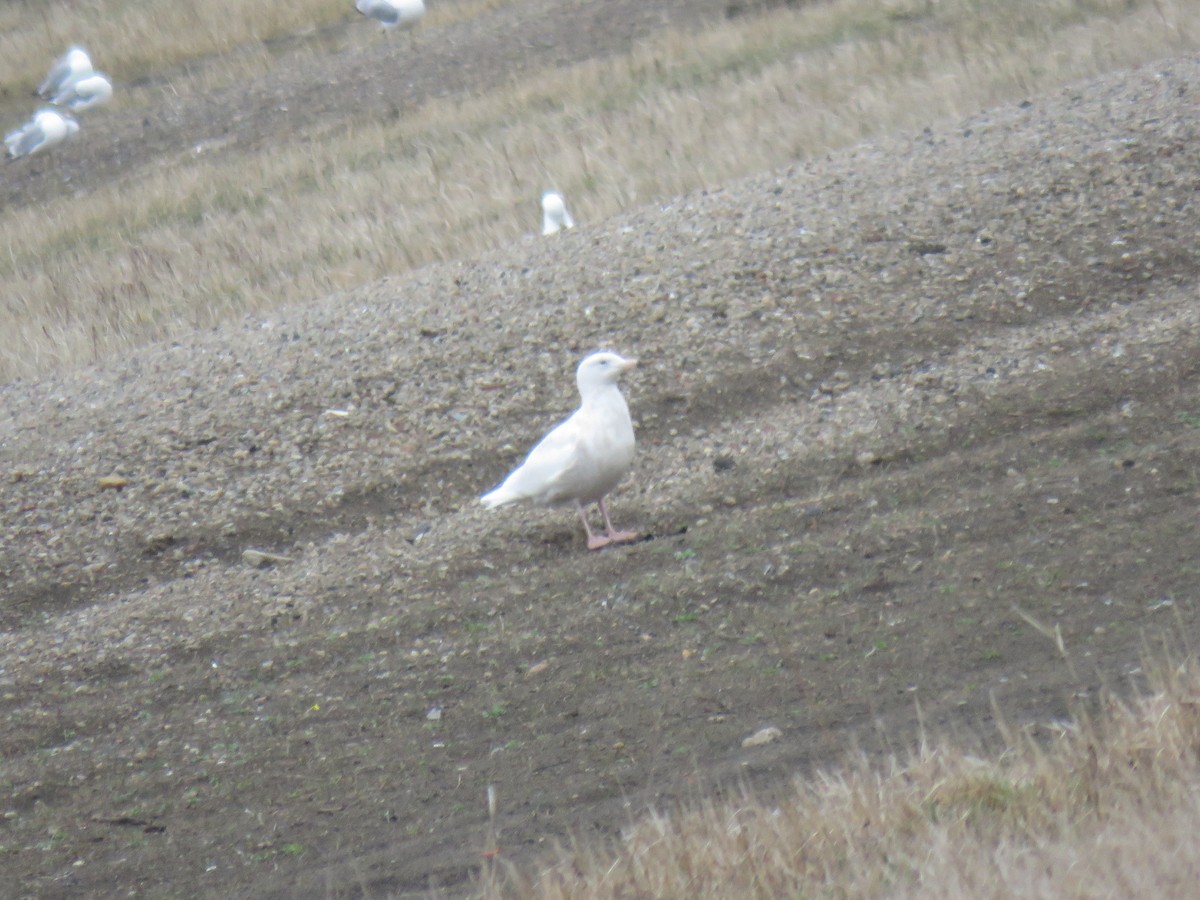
0,0 -> 515,93
0,0 -> 343,92
492,648 -> 1200,897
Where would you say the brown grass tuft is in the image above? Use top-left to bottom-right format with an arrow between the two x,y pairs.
491,651 -> 1200,897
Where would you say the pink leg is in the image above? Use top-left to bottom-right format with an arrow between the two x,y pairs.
598,498 -> 638,545
576,502 -> 612,550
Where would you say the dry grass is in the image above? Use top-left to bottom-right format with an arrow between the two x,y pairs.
0,0 -> 514,93
0,0 -> 343,92
490,648 -> 1200,897
3,0 -> 1198,380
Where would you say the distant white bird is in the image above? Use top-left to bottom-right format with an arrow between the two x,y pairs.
355,0 -> 426,31
541,191 -> 575,235
5,108 -> 80,160
37,45 -> 94,100
52,72 -> 113,112
481,352 -> 639,550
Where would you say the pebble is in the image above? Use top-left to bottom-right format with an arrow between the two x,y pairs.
742,726 -> 783,748
242,549 -> 293,568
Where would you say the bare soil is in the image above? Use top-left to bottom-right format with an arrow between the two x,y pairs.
3,2 -> 1200,897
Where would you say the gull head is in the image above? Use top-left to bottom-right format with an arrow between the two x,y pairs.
576,351 -> 637,397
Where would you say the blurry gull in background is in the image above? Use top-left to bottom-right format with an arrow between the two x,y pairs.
51,72 -> 113,112
541,190 -> 575,235
356,0 -> 426,32
37,46 -> 94,99
6,107 -> 81,159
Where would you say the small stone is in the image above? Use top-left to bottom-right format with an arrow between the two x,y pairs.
909,240 -> 947,255
242,549 -> 293,568
742,726 -> 783,748
98,475 -> 130,491
526,660 -> 549,677
712,455 -> 735,473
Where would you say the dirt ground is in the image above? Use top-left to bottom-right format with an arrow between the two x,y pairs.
3,2 -> 1200,898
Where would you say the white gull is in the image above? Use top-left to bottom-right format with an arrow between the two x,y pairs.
356,0 -> 426,32
6,108 -> 81,159
481,352 -> 640,550
541,191 -> 575,235
37,46 -> 94,99
52,72 -> 113,112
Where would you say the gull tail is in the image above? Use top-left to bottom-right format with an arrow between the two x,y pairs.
480,483 -> 518,509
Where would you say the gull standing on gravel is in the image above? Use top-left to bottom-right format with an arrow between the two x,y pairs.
355,0 -> 426,32
51,72 -> 113,112
541,191 -> 575,235
481,352 -> 640,550
37,45 -> 94,99
5,107 -> 80,159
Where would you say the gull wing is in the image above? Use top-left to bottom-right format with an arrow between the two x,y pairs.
506,413 -> 585,500
482,409 -> 592,507
38,58 -> 72,97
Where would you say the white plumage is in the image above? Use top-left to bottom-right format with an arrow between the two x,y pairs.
481,352 -> 639,550
51,72 -> 113,112
37,46 -> 93,100
541,191 -> 575,235
5,108 -> 80,159
355,0 -> 426,31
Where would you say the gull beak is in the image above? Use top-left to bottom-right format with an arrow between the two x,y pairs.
618,357 -> 639,372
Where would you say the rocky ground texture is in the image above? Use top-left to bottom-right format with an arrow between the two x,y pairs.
2,3 -> 1200,897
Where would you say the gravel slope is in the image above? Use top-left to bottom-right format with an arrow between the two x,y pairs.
4,55 -> 1197,632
